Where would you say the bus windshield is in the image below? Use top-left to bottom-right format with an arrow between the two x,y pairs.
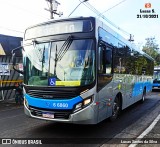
24,39 -> 95,87
153,70 -> 160,80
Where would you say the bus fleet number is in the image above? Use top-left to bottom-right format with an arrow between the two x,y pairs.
53,103 -> 68,108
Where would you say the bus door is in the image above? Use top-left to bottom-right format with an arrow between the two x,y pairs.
97,42 -> 113,122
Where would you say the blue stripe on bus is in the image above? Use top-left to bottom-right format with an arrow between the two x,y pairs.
25,94 -> 83,110
153,83 -> 160,87
132,82 -> 152,97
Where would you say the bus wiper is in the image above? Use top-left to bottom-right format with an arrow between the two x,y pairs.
53,36 -> 73,77
57,35 -> 73,61
54,45 -> 58,76
41,46 -> 46,73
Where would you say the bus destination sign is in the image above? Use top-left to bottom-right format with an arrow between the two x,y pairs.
25,20 -> 92,40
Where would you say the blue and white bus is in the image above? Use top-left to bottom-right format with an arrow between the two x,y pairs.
13,17 -> 154,124
152,67 -> 160,90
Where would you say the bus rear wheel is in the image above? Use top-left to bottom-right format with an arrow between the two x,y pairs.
109,96 -> 121,121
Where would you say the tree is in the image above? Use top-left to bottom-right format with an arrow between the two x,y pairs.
144,37 -> 159,49
142,37 -> 160,65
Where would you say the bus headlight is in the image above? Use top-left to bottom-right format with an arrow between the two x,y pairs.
75,103 -> 82,109
74,95 -> 93,112
83,98 -> 92,106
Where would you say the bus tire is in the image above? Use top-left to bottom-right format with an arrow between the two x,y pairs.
140,89 -> 146,103
109,96 -> 121,121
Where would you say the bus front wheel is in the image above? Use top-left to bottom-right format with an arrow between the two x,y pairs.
109,96 -> 121,121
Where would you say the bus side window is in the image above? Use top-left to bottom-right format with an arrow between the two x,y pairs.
98,45 -> 112,74
98,44 -> 113,90
105,48 -> 112,74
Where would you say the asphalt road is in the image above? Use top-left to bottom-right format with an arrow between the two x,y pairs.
0,91 -> 160,147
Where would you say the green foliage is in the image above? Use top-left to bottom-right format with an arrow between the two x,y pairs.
142,37 -> 160,65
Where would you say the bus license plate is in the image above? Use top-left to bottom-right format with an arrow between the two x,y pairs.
42,113 -> 54,118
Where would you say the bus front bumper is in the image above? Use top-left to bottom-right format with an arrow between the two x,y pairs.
152,83 -> 160,89
24,102 -> 97,124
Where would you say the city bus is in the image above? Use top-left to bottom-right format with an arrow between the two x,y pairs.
12,17 -> 154,124
152,67 -> 160,91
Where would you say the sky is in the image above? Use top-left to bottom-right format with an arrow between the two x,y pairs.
0,0 -> 159,49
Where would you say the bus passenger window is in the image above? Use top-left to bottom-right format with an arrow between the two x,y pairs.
105,49 -> 112,74
98,44 -> 113,90
98,45 -> 112,74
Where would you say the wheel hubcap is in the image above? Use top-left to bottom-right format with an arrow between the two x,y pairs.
113,102 -> 119,117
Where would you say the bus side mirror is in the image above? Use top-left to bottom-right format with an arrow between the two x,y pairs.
12,52 -> 16,66
11,47 -> 24,75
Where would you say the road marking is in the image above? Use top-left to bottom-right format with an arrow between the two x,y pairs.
128,114 -> 160,147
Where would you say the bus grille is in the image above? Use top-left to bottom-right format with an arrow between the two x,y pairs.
27,90 -> 78,99
29,106 -> 72,119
